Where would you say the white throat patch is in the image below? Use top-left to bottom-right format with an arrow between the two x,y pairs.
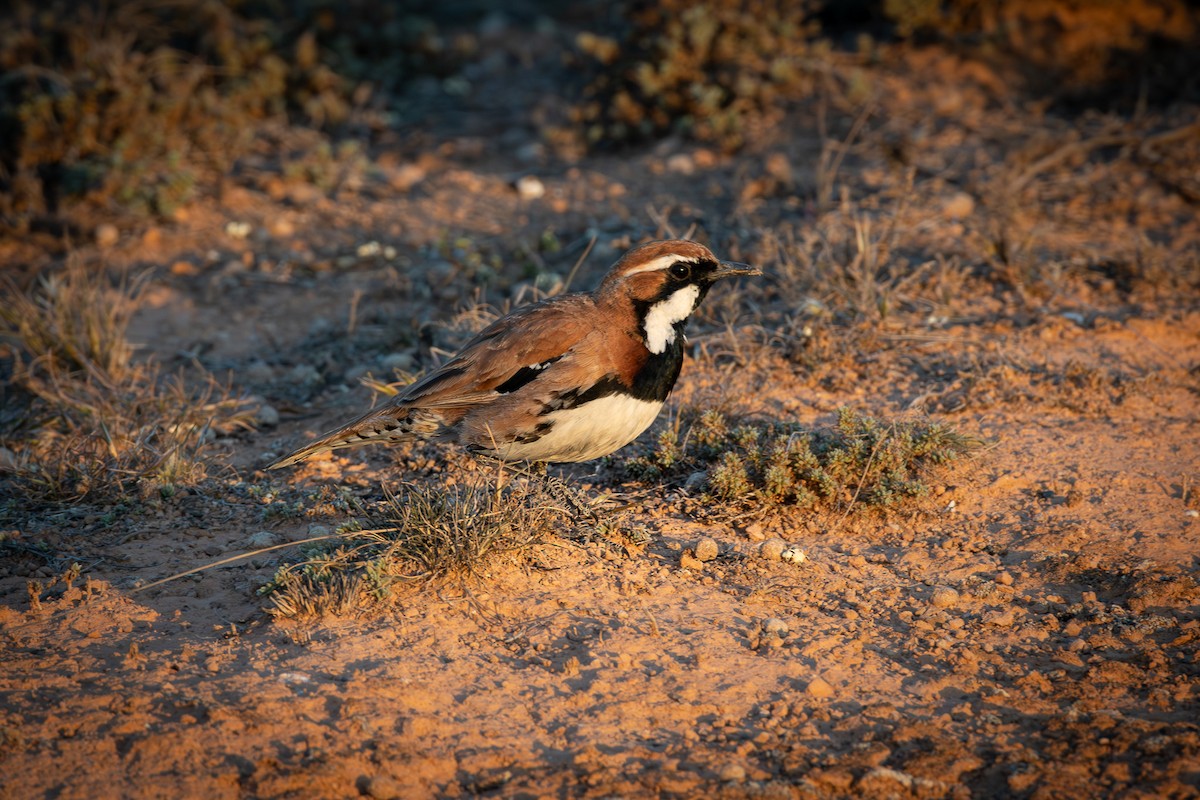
643,284 -> 700,354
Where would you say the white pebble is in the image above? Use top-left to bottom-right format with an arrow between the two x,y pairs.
763,617 -> 789,637
515,175 -> 545,200
781,547 -> 807,565
224,221 -> 252,239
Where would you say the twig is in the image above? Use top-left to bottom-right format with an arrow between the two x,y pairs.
130,528 -> 398,594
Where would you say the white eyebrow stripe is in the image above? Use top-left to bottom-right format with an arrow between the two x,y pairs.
622,254 -> 691,276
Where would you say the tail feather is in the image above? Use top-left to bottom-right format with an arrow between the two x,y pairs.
267,407 -> 433,469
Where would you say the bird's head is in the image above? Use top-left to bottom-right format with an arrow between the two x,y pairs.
599,240 -> 759,354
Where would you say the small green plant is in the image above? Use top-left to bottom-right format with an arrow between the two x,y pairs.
260,472 -> 569,619
631,407 -> 980,513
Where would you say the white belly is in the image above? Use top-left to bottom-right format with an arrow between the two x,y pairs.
489,393 -> 664,463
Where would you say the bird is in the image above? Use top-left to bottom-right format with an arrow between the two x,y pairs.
268,239 -> 758,470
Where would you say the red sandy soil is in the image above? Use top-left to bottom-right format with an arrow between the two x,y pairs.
2,40 -> 1199,800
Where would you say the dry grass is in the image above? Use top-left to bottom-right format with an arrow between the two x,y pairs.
0,261 -> 253,513
260,469 -> 571,620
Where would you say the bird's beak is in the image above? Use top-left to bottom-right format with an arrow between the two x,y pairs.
710,260 -> 761,281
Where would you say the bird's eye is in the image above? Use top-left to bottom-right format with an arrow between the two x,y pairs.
669,262 -> 691,280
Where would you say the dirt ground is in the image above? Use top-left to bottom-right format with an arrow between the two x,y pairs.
2,28 -> 1199,800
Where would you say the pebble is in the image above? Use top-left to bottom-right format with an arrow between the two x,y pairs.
997,571 -> 1014,586
763,618 -> 789,637
362,775 -> 404,800
759,538 -> 787,561
269,217 -> 295,238
515,175 -> 545,200
694,537 -> 719,562
246,531 -> 281,549
942,192 -> 976,219
781,547 -> 807,565
666,153 -> 695,174
806,676 -> 835,699
287,364 -> 323,387
745,522 -> 765,541
389,163 -> 426,192
0,446 -> 17,471
253,402 -> 280,428
380,351 -> 414,372
95,223 -> 119,248
717,763 -> 746,782
930,586 -> 960,609
243,361 -> 275,384
224,221 -> 252,239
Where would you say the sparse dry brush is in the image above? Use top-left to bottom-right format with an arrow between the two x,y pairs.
260,473 -> 569,619
0,262 -> 251,513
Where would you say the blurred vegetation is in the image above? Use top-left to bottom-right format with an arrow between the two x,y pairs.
573,0 -> 824,151
881,0 -> 1198,101
630,407 -> 979,512
1,0 -> 1194,225
0,0 -> 466,222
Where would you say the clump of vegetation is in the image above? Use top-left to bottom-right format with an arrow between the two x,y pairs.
572,0 -> 822,151
259,474 -> 568,619
0,0 -> 467,221
0,262 -> 252,513
630,407 -> 979,511
882,0 -> 1199,102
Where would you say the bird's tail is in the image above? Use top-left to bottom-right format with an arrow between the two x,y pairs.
267,406 -> 432,469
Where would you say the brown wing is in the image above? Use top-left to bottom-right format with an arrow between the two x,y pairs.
392,292 -> 602,410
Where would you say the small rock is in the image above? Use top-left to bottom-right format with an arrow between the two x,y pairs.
666,153 -> 695,174
942,192 -> 975,219
389,163 -> 426,192
0,446 -> 18,472
781,547 -> 807,565
745,522 -> 765,541
680,551 -> 704,570
380,351 -> 414,373
307,524 -> 331,537
996,571 -> 1014,586
684,471 -> 707,491
95,223 -> 119,248
246,531 -> 281,549
268,217 -> 295,238
224,220 -> 252,239
357,241 -> 383,258
930,586 -> 960,609
286,364 -> 323,387
717,763 -> 746,783
362,775 -> 404,800
763,618 -> 789,637
515,175 -> 545,200
765,152 -> 793,185
694,537 -> 719,562
759,538 -> 787,561
170,260 -> 198,276
253,401 -> 280,428
244,361 -> 276,384
806,676 -> 835,699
